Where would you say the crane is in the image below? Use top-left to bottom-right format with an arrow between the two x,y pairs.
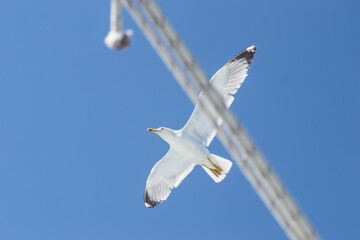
104,1 -> 320,239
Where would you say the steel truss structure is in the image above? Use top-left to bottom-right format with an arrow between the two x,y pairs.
104,1 -> 320,239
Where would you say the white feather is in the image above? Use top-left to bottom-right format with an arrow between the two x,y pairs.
144,150 -> 195,207
182,46 -> 256,146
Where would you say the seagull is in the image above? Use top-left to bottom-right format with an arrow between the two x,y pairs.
145,46 -> 256,208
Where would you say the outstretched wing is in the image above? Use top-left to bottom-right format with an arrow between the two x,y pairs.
144,149 -> 195,208
182,46 -> 256,146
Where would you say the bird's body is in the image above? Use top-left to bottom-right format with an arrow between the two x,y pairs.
145,46 -> 256,208
153,128 -> 211,166
175,131 -> 205,159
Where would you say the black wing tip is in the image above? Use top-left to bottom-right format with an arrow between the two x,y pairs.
144,190 -> 161,208
230,45 -> 257,65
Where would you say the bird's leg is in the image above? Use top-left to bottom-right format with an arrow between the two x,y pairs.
202,164 -> 221,177
207,158 -> 223,173
201,158 -> 223,178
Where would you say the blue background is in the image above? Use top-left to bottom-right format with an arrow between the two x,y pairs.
1,0 -> 359,239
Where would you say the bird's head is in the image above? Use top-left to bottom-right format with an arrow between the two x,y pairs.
147,127 -> 175,142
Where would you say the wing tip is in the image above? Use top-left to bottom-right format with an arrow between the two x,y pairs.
144,189 -> 161,208
230,45 -> 256,65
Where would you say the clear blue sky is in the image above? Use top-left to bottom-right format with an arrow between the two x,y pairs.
1,0 -> 359,239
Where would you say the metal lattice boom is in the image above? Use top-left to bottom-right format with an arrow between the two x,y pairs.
107,1 -> 320,239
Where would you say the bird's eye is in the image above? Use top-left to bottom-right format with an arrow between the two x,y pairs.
160,127 -> 165,131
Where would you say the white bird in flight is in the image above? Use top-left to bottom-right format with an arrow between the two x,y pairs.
145,46 -> 256,208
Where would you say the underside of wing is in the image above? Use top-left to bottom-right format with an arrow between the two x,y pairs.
144,149 -> 195,208
182,46 -> 256,146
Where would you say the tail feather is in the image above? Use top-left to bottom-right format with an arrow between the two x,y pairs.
202,154 -> 232,183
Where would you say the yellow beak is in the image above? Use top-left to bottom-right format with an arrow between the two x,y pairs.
147,128 -> 159,133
